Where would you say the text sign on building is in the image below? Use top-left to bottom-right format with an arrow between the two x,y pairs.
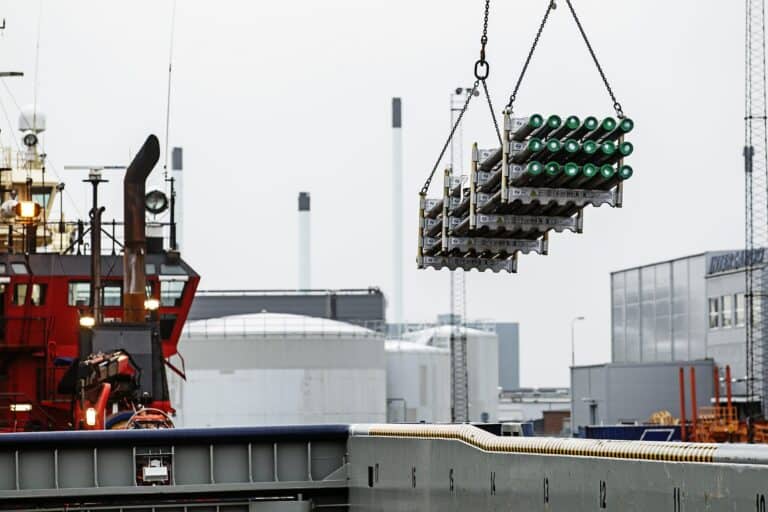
708,249 -> 766,275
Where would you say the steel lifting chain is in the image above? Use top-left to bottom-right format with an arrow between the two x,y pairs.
564,0 -> 624,118
506,0 -> 625,119
506,1 -> 557,113
476,0 -> 502,144
421,0 -> 500,196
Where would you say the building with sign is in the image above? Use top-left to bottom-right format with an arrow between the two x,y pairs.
571,250 -> 763,432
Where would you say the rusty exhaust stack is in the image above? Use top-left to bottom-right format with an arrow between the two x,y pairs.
123,135 -> 160,323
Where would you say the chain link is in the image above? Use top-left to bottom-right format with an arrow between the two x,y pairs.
482,79 -> 502,144
475,0 -> 492,80
420,81 -> 479,196
506,0 -> 556,112
564,0 -> 624,118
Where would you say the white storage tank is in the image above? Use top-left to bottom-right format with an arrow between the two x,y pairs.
385,340 -> 450,423
403,325 -> 499,422
168,312 -> 386,426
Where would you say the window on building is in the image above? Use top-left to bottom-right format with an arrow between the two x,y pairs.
708,297 -> 720,329
13,284 -> 27,306
753,295 -> 763,328
735,293 -> 746,327
722,295 -> 733,328
68,282 -> 90,306
160,281 -> 186,307
30,284 -> 47,306
102,284 -> 122,307
31,186 -> 51,211
11,263 -> 28,275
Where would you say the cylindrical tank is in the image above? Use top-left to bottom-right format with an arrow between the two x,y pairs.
169,312 -> 386,426
403,325 -> 499,422
385,340 -> 450,423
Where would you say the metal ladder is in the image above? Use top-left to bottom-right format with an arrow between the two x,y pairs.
450,269 -> 469,423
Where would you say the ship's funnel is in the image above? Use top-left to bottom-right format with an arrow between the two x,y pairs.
123,135 -> 160,322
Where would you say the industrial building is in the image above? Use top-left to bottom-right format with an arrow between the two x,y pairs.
384,340 -> 450,423
169,312 -> 386,426
498,387 -> 570,424
402,325 -> 499,422
189,288 -> 386,328
571,249 -> 761,432
183,291 -> 509,426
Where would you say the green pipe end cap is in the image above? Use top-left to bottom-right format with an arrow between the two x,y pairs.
583,164 -> 598,177
619,141 -> 634,156
601,141 -> 617,155
566,116 -> 580,129
528,162 -> 544,175
547,115 -> 563,128
602,117 -> 617,131
619,165 -> 633,179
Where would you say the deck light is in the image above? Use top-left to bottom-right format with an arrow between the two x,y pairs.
15,201 -> 40,219
79,315 -> 96,328
10,403 -> 32,412
85,407 -> 97,426
22,132 -> 38,147
144,298 -> 160,311
145,190 -> 169,214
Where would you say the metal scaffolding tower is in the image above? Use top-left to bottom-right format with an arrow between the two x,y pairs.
745,0 -> 768,414
449,88 -> 474,423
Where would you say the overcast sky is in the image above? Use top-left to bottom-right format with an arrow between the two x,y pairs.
0,0 -> 744,387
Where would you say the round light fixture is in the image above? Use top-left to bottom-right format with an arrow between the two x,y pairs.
144,190 -> 169,215
22,132 -> 38,147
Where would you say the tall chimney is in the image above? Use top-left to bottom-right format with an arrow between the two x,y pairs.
123,135 -> 160,323
391,98 -> 404,327
298,192 -> 311,290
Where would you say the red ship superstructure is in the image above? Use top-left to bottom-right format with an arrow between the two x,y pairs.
0,110 -> 198,431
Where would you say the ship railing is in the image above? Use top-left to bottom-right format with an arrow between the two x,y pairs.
182,317 -> 386,339
4,220 -> 180,255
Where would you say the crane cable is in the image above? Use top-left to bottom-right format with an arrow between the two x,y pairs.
506,0 -> 625,119
420,0 -> 501,196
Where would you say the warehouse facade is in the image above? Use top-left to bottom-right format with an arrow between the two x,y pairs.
571,249 -> 765,432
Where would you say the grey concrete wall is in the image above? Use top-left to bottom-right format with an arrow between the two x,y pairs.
571,359 -> 714,431
348,435 -> 768,511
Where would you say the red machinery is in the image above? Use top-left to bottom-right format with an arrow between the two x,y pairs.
0,135 -> 199,431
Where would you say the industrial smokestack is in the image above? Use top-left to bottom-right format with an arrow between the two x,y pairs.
298,192 -> 311,290
123,134 -> 160,323
392,98 -> 403,327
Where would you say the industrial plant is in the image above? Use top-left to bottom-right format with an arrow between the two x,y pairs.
0,1 -> 767,511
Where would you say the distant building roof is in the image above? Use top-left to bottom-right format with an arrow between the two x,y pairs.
184,312 -> 381,339
402,325 -> 496,348
189,288 -> 386,330
385,339 -> 449,354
